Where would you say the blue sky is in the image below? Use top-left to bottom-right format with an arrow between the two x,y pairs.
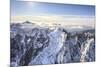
11,0 -> 95,17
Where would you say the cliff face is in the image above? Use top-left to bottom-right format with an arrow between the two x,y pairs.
10,22 -> 95,67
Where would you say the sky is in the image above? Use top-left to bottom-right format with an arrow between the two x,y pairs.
11,0 -> 95,17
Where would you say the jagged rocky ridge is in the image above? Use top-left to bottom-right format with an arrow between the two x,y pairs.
10,21 -> 95,67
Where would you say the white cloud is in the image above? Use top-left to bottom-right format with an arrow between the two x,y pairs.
11,15 -> 95,28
